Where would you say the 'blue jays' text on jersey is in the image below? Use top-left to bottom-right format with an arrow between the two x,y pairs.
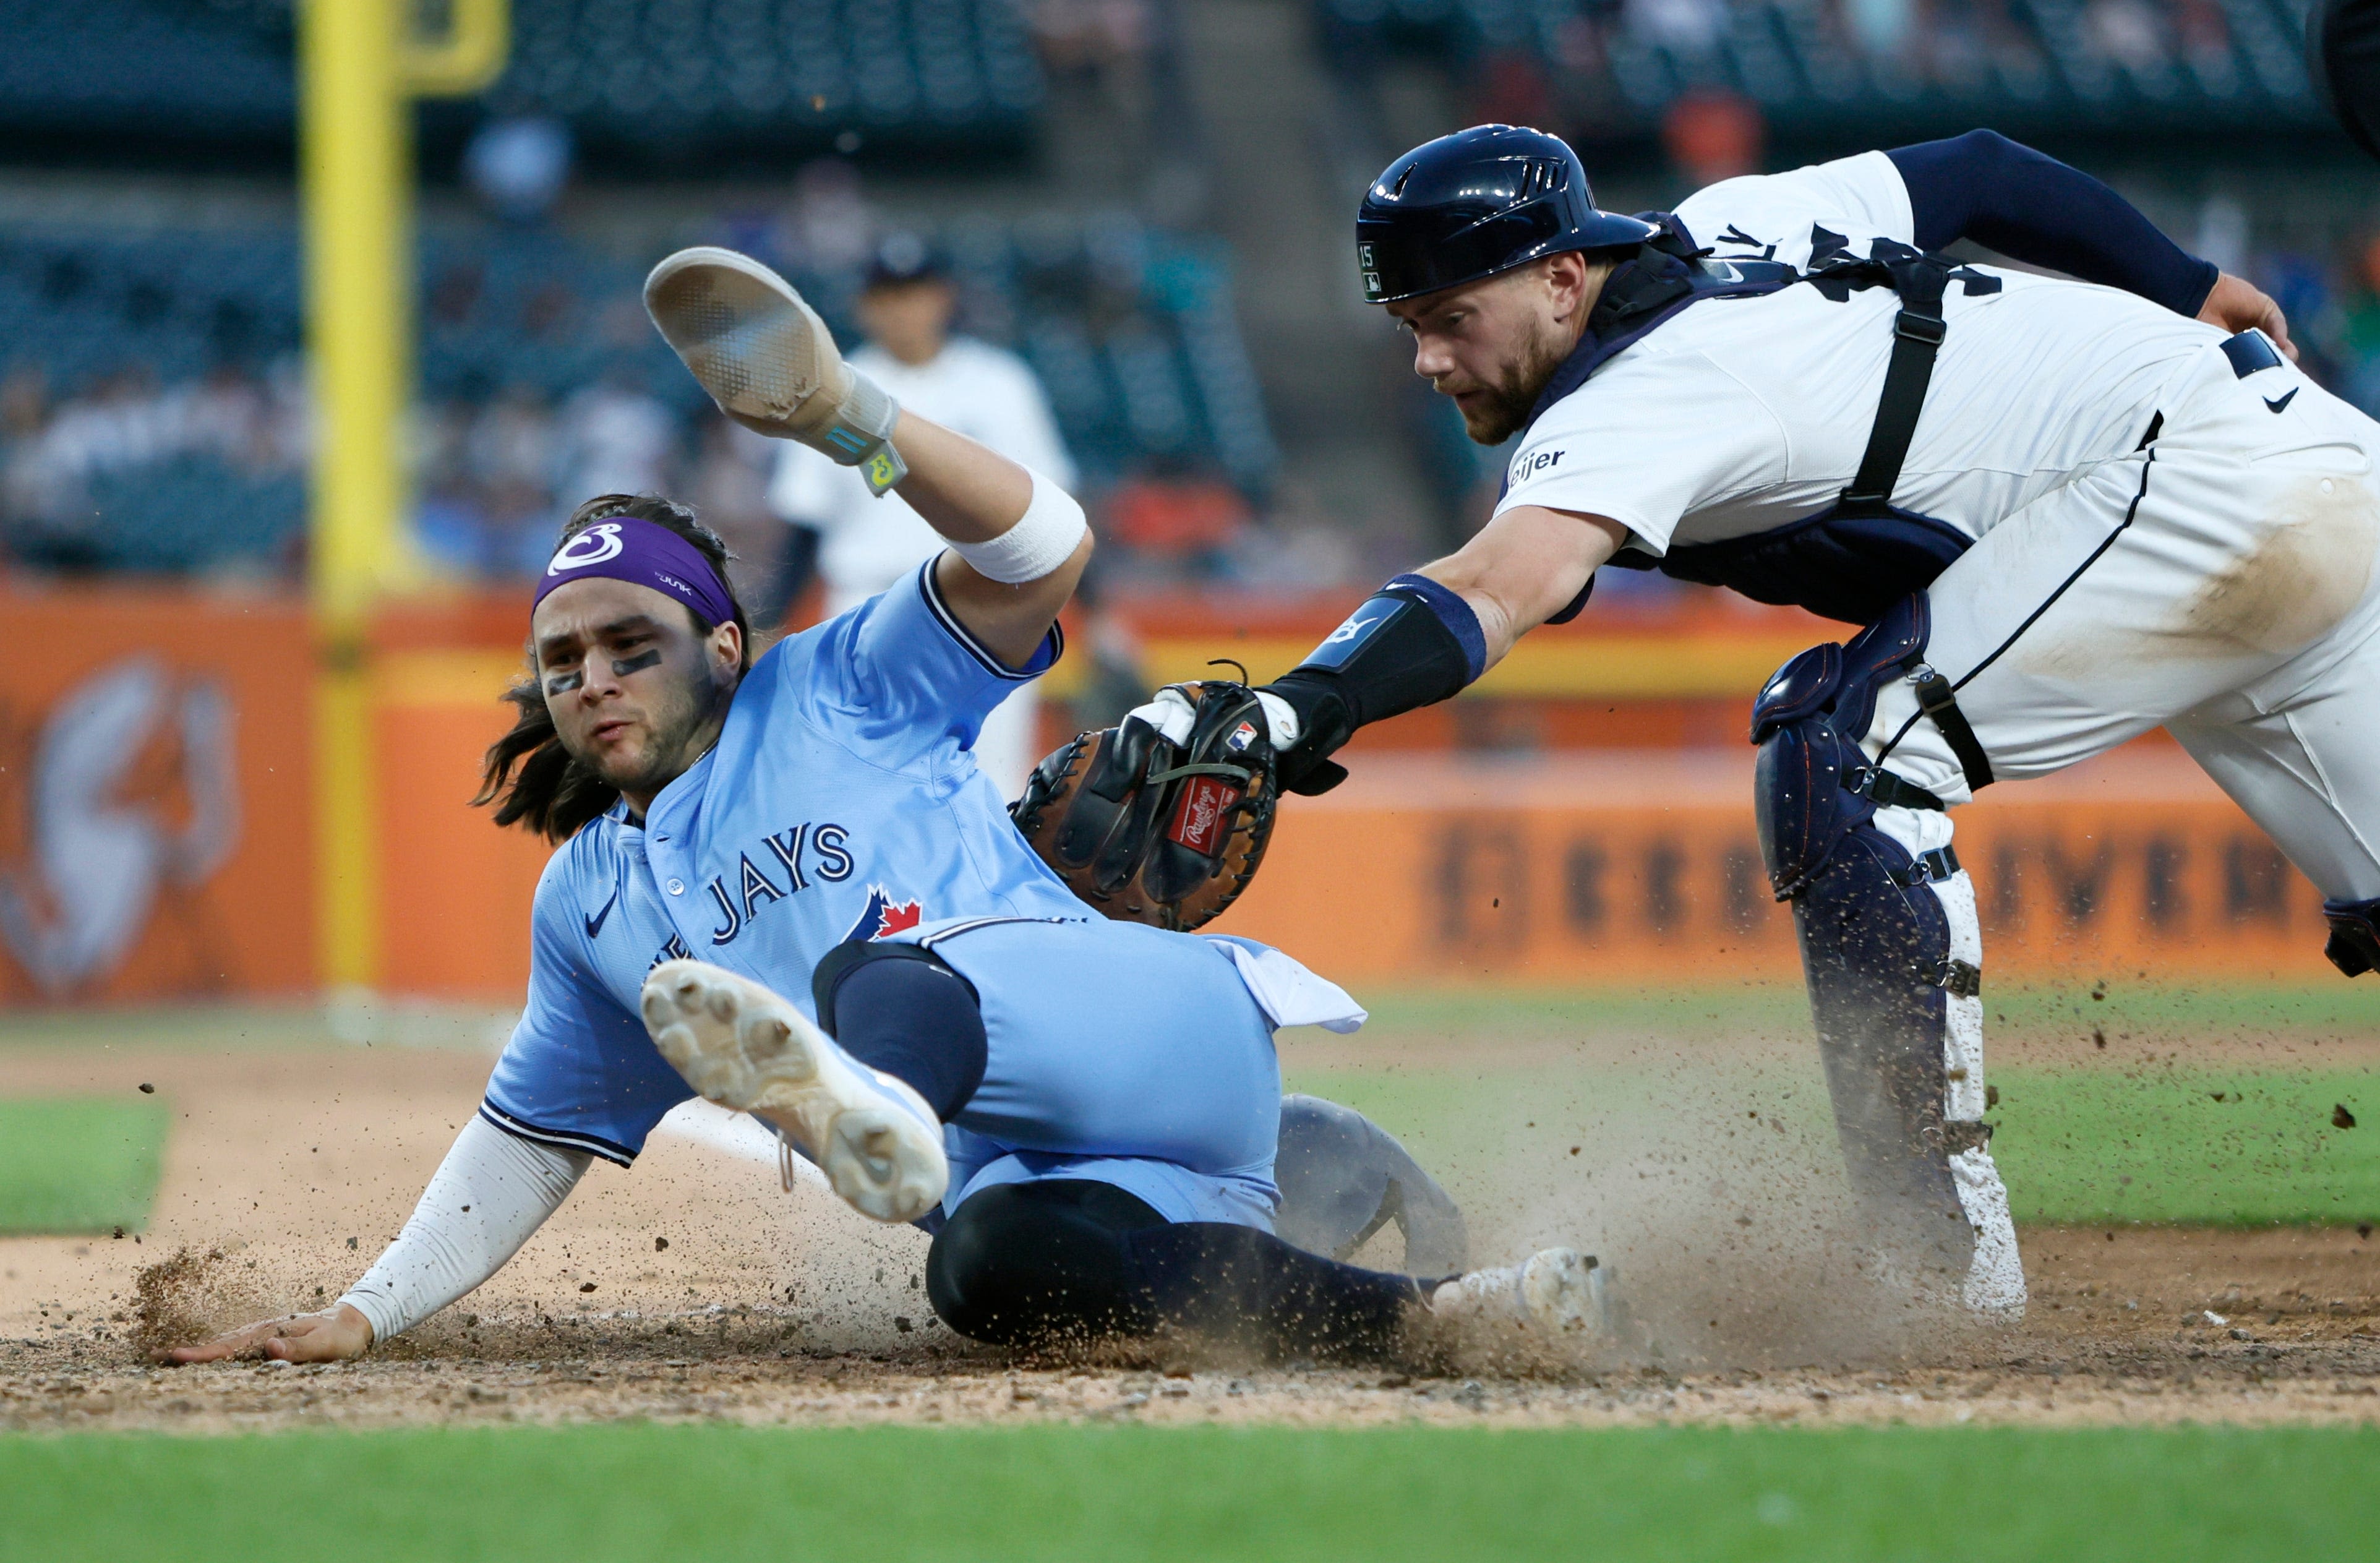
482,560 -> 1096,1165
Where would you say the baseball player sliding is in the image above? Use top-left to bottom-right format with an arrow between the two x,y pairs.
164,249 -> 1588,1367
1063,124 -> 2368,1321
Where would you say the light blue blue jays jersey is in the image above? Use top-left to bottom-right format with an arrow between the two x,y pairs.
480,560 -> 1285,1227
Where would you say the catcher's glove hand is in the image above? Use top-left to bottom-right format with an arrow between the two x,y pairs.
1010,675 -> 1295,930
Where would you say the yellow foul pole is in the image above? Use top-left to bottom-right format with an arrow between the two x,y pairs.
301,0 -> 509,996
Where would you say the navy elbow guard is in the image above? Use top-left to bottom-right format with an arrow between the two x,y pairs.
1265,575 -> 1486,794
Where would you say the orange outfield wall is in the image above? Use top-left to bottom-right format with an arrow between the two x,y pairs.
0,585 -> 316,1003
0,585 -> 2339,1004
372,736 -> 2338,999
1211,752 -> 2339,985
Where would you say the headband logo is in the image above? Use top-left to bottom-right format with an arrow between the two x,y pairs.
547,523 -> 625,576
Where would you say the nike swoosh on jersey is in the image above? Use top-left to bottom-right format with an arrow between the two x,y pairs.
2266,388 -> 2299,414
584,889 -> 620,938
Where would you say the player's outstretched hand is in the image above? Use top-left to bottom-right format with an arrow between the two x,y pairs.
2198,272 -> 2297,361
158,1303 -> 373,1366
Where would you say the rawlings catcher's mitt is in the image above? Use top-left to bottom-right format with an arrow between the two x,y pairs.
1010,677 -> 1282,930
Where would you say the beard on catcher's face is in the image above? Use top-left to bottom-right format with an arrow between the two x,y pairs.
1442,310 -> 1575,445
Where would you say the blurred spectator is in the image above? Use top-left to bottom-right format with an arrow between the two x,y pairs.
1628,0 -> 1725,52
772,160 -> 878,279
464,117 -> 575,224
2339,235 -> 2380,416
2195,195 -> 2251,278
1843,0 -> 1915,59
1473,51 -> 1557,129
0,368 -> 51,529
2173,0 -> 2232,66
455,383 -> 562,576
1029,0 -> 1154,80
0,359 -> 307,573
769,233 -> 1077,794
554,370 -> 676,505
1065,564 -> 1152,731
1663,91 -> 1764,187
2082,0 -> 2169,71
412,397 -> 487,576
690,420 -> 800,627
1102,473 -> 1248,569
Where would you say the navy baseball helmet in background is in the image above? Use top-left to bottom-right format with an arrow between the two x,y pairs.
2309,0 -> 2380,161
1355,124 -> 1660,305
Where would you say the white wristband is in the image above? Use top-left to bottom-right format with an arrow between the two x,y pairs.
948,469 -> 1087,585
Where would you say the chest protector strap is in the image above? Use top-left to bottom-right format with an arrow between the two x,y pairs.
1543,229 -> 2002,627
1833,251 -> 1951,518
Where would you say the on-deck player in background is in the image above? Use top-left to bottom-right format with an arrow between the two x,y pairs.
162,249 -> 1573,1368
769,233 -> 1077,795
1204,124 -> 2369,1319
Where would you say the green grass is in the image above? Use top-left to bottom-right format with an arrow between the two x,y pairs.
1288,986 -> 2380,1227
1337,978 -> 2380,1044
1992,1066 -> 2380,1225
0,1424 -> 2366,1562
0,1098 -> 166,1235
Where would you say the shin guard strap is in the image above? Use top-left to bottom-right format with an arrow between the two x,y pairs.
2323,896 -> 2380,977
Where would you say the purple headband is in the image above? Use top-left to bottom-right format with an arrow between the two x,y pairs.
533,516 -> 738,630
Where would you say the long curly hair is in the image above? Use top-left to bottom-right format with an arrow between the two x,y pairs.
474,494 -> 754,841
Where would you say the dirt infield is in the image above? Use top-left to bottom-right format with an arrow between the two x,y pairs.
4,1030 -> 2379,1433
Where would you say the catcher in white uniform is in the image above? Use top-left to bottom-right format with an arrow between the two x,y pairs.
1059,123 -> 2363,1319
769,235 -> 1076,794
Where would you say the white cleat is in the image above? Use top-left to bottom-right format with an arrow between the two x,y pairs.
641,959 -> 948,1225
641,247 -> 905,489
1431,1247 -> 1610,1337
643,247 -> 836,433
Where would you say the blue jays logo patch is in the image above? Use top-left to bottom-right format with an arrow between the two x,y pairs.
842,885 -> 924,943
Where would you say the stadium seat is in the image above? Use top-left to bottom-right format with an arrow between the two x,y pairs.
0,210 -> 1277,575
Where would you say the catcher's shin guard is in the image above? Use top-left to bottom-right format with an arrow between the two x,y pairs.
1753,601 -> 2023,1316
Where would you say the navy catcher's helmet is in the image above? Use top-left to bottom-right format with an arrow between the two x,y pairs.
2310,0 -> 2380,161
1356,124 -> 1660,305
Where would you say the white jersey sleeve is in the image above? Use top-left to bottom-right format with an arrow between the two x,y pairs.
1489,353 -> 1787,557
1673,150 -> 1915,263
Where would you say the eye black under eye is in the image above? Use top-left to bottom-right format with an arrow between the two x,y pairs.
612,648 -> 663,677
544,669 -> 584,695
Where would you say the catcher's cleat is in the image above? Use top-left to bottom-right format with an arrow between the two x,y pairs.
641,246 -> 907,494
641,959 -> 947,1223
1430,1247 -> 1610,1337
